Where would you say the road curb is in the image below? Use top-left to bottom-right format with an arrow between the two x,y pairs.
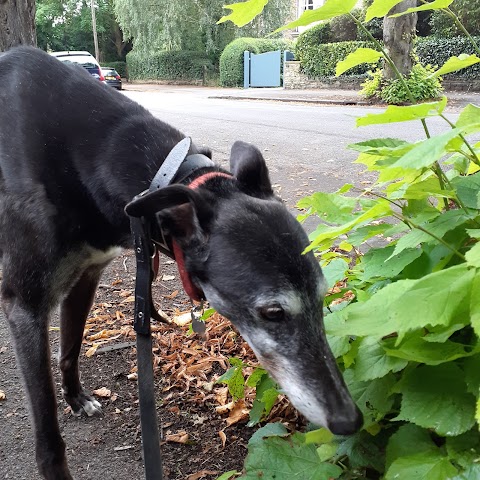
208,95 -> 370,106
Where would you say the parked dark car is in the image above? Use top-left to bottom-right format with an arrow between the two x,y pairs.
50,51 -> 105,82
101,68 -> 122,90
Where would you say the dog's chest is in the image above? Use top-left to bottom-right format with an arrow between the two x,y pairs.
52,245 -> 122,301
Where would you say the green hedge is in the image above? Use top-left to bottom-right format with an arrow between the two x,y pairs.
102,61 -> 127,78
416,36 -> 480,79
297,40 -> 379,78
219,37 -> 293,87
126,50 -> 214,81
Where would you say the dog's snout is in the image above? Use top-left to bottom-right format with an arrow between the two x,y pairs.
327,406 -> 363,436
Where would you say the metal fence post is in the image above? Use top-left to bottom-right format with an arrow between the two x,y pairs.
244,51 -> 250,89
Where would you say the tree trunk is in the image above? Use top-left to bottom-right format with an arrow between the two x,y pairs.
383,0 -> 417,80
0,0 -> 36,51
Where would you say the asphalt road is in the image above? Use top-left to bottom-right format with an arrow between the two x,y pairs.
123,88 -> 461,201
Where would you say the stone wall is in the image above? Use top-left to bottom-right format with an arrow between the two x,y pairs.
284,61 -> 363,90
284,60 -> 480,91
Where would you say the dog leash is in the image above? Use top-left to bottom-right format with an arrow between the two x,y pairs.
128,137 -> 219,480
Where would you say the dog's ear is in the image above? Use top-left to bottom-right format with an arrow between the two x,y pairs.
125,185 -> 214,246
230,141 -> 273,197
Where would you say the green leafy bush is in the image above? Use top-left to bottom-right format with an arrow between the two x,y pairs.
416,36 -> 480,79
295,23 -> 332,63
361,64 -> 443,104
126,50 -> 214,81
219,37 -> 292,87
297,40 -> 378,78
102,61 -> 127,78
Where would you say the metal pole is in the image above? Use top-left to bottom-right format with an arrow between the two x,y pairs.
90,0 -> 100,62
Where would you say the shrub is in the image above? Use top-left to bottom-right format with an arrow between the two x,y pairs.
126,50 -> 214,82
361,64 -> 443,104
297,40 -> 379,78
416,36 -> 480,79
219,37 -> 293,87
102,61 -> 127,78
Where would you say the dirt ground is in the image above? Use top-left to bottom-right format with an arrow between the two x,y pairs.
0,246 -> 306,480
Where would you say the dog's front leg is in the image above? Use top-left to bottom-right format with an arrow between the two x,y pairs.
59,265 -> 105,416
2,284 -> 72,480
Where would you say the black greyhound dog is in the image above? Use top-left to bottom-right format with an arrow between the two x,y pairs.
0,47 -> 362,479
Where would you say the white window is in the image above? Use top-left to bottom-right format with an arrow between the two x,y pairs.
304,0 -> 314,10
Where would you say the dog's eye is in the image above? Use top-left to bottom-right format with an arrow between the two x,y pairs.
259,305 -> 285,321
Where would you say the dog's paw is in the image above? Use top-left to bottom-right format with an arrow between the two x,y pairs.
64,390 -> 103,417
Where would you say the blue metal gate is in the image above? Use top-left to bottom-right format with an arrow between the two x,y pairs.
244,50 -> 281,88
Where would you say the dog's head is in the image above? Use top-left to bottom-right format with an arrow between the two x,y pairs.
126,141 -> 362,435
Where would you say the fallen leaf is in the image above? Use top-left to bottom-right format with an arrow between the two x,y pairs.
219,430 -> 227,449
93,387 -> 111,398
225,400 -> 249,427
0,390 -> 6,401
166,430 -> 189,444
163,290 -> 179,299
85,344 -> 99,357
113,445 -> 134,451
121,295 -> 135,303
173,312 -> 191,326
186,470 -> 219,480
110,393 -> 118,402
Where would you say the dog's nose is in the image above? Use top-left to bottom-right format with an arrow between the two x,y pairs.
327,406 -> 363,435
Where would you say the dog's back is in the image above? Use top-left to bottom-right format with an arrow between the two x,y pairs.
0,47 -> 185,250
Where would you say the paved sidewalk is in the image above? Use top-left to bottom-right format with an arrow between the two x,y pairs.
123,83 -> 480,109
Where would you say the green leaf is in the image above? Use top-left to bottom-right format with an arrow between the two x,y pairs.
316,443 -> 338,462
201,308 -> 216,321
216,471 -> 240,480
385,337 -> 476,365
336,48 -> 383,76
241,433 -> 343,479
466,243 -> 480,268
389,0 -> 454,17
446,429 -> 480,470
471,274 -> 480,338
335,430 -> 387,472
322,258 -> 348,288
218,0 -> 268,27
385,451 -> 457,480
344,370 -> 396,427
385,424 -> 438,471
297,191 -> 363,224
353,337 -> 408,381
395,364 -> 476,436
431,54 -> 480,78
451,172 -> 480,208
305,428 -> 334,445
464,355 -> 480,395
246,368 -> 267,388
327,264 -> 474,339
349,137 -> 410,155
326,334 -> 351,358
390,209 -> 470,258
365,0 -> 405,21
347,223 -> 392,247
451,465 -> 480,480
275,0 -> 357,32
307,200 -> 392,252
456,104 -> 480,129
391,128 -> 462,170
359,246 -> 422,281
248,423 -> 288,447
356,97 -> 447,127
